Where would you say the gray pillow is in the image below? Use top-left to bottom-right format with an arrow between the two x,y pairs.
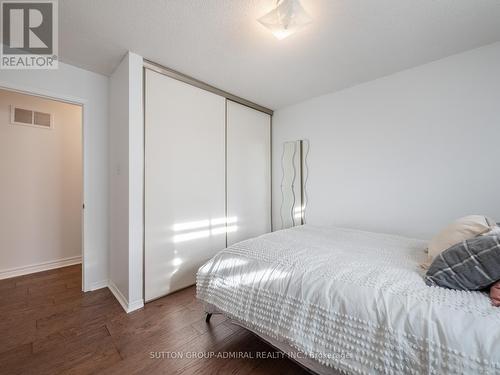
425,233 -> 500,290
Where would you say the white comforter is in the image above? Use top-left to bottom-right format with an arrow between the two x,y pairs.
196,225 -> 500,374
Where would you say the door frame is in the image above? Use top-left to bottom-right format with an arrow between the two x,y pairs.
0,82 -> 88,290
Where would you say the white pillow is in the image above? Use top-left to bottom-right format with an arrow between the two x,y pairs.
426,215 -> 496,264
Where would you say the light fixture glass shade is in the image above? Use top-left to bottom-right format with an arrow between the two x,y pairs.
258,0 -> 312,40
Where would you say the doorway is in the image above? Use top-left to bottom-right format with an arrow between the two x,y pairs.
0,88 -> 84,286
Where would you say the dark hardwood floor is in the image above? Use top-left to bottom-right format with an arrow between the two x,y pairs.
0,265 -> 309,374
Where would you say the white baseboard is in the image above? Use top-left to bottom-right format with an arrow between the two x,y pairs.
108,279 -> 144,313
88,279 -> 108,291
0,255 -> 82,280
128,298 -> 145,312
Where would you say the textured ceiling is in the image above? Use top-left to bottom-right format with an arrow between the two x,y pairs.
59,0 -> 500,109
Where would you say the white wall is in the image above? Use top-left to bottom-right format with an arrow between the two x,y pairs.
0,62 -> 109,290
109,56 -> 130,302
272,42 -> 500,240
128,53 -> 144,308
0,90 -> 82,276
109,52 -> 144,312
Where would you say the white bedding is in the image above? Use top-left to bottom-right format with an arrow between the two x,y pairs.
196,225 -> 500,374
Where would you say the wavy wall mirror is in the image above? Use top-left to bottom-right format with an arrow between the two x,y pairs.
280,139 -> 309,229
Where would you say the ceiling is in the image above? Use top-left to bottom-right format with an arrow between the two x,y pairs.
59,0 -> 500,110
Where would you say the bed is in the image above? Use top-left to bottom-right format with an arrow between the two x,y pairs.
196,225 -> 500,374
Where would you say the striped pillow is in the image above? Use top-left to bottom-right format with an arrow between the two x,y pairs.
425,232 -> 500,291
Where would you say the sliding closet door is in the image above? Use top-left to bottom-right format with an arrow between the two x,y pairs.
226,101 -> 271,246
144,69 -> 226,302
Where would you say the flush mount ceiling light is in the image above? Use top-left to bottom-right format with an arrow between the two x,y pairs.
258,0 -> 312,40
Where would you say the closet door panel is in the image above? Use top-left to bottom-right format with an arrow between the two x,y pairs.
145,70 -> 226,302
226,101 -> 271,246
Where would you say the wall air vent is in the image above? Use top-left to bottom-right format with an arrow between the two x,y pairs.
10,106 -> 53,129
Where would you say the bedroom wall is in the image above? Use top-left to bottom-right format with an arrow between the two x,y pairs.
272,42 -> 500,240
109,51 -> 144,312
109,55 -> 130,303
0,89 -> 82,277
0,62 -> 109,290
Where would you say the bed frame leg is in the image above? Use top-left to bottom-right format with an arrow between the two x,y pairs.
205,313 -> 213,323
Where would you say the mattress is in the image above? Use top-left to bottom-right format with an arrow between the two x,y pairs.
196,225 -> 500,374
